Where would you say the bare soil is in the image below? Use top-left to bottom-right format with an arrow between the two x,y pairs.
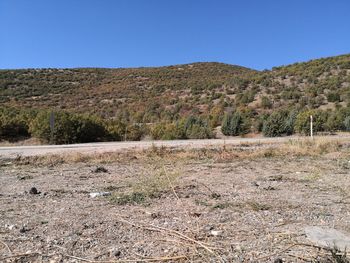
0,145 -> 350,262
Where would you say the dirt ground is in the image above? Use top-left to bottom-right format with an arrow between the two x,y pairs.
0,143 -> 350,262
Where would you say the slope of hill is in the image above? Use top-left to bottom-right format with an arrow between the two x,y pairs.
1,54 -> 349,122
0,54 -> 349,143
0,62 -> 253,119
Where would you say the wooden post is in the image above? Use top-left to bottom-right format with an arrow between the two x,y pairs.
310,115 -> 313,139
49,111 -> 55,144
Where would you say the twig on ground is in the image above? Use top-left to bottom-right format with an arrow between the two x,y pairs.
0,239 -> 12,254
0,252 -> 41,261
287,252 -> 314,261
65,253 -> 187,262
254,242 -> 343,261
116,217 -> 218,255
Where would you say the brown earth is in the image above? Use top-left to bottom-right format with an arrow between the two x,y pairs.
0,142 -> 350,262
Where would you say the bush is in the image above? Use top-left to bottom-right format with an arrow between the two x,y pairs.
105,120 -> 126,141
262,111 -> 288,137
151,122 -> 186,140
325,110 -> 344,132
29,111 -> 108,144
184,116 -> 213,139
221,111 -> 250,136
284,110 -> 298,135
124,124 -> 145,141
295,110 -> 328,135
327,92 -> 341,102
261,96 -> 272,109
254,114 -> 269,133
151,116 -> 213,140
344,116 -> 350,131
0,108 -> 32,142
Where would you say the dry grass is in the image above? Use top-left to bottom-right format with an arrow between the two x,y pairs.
9,137 -> 350,167
110,164 -> 181,205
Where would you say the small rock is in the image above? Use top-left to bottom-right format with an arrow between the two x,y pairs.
210,230 -> 222,236
252,181 -> 260,187
20,226 -> 30,233
274,258 -> 283,263
268,175 -> 283,181
264,186 -> 276,191
89,192 -> 111,198
18,175 -> 33,180
190,212 -> 201,217
29,187 -> 40,195
93,166 -> 108,173
113,250 -> 121,257
210,193 -> 221,199
305,226 -> 350,251
151,212 -> 161,219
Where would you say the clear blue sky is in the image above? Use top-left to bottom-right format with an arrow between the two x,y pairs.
1,0 -> 349,70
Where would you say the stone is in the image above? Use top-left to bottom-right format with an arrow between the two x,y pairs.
29,187 -> 40,195
305,226 -> 350,251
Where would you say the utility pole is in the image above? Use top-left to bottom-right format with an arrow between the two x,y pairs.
310,115 -> 313,139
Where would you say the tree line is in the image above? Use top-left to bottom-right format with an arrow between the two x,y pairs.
0,106 -> 349,144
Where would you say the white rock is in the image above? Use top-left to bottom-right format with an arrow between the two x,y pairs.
89,192 -> 111,198
210,230 -> 222,236
305,226 -> 350,251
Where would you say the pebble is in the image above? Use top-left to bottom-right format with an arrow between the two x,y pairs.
210,230 -> 222,236
29,187 -> 40,195
89,192 -> 111,198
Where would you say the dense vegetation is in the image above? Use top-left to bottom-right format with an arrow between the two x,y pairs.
0,54 -> 350,143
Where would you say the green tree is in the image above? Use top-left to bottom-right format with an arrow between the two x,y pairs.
221,111 -> 250,136
295,110 -> 328,135
262,111 -> 286,137
344,116 -> 350,131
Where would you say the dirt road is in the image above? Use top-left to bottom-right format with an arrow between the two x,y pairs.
0,135 -> 349,157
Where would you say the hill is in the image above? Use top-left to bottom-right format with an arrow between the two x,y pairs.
0,54 -> 349,143
0,62 -> 253,119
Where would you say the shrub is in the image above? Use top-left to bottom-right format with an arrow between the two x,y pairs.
151,122 -> 186,140
327,92 -> 341,102
221,111 -> 250,136
262,111 -> 288,137
284,110 -> 298,135
151,116 -> 213,140
0,108 -> 33,141
125,124 -> 145,141
184,116 -> 213,139
295,110 -> 328,135
261,96 -> 272,109
254,114 -> 269,133
262,109 -> 297,137
344,116 -> 350,131
30,111 -> 78,144
29,111 -> 108,144
105,120 -> 126,141
325,110 -> 344,132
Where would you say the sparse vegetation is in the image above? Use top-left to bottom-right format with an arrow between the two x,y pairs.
1,54 -> 350,143
221,111 -> 250,136
110,166 -> 180,205
2,139 -> 350,262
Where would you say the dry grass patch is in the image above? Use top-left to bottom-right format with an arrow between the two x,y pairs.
10,137 -> 349,167
110,164 -> 181,205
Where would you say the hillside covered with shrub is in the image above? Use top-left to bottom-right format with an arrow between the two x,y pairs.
0,54 -> 350,143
